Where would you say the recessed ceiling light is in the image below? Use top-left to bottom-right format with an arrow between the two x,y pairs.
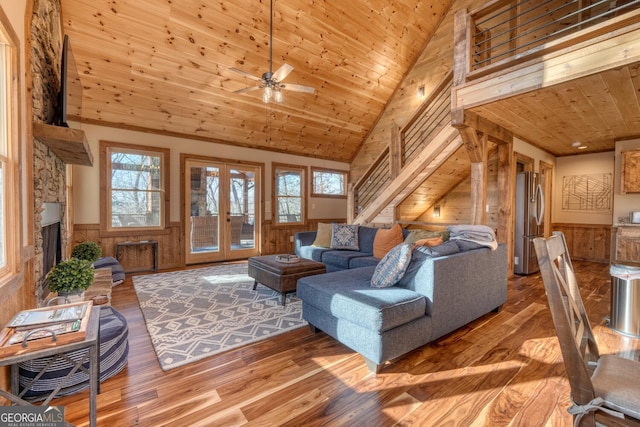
577,145 -> 588,150
571,141 -> 582,147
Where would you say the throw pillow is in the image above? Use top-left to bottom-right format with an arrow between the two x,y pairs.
404,229 -> 450,245
371,242 -> 414,288
415,236 -> 443,247
330,224 -> 359,250
415,240 -> 460,257
312,222 -> 332,248
373,223 -> 404,258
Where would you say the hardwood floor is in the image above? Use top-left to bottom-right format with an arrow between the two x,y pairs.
52,261 -> 640,426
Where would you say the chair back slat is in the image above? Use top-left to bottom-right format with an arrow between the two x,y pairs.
534,232 -> 599,407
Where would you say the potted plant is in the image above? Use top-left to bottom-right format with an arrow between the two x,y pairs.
71,241 -> 102,263
46,258 -> 95,300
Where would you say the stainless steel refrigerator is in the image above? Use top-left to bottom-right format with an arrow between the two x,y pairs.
514,171 -> 545,275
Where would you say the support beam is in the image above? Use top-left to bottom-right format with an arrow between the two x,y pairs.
390,123 -> 402,179
497,141 -> 515,275
470,133 -> 489,225
451,109 -> 512,145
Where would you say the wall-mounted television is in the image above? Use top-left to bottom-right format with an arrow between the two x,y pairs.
56,34 -> 82,127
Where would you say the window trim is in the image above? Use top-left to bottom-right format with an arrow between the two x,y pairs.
100,140 -> 170,236
272,163 -> 307,227
310,167 -> 348,198
0,9 -> 20,285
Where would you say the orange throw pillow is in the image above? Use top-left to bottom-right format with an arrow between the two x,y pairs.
415,236 -> 443,247
373,224 -> 404,258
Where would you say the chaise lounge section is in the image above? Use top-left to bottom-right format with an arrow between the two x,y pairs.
296,241 -> 507,372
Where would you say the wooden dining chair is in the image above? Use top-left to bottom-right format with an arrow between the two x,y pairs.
533,232 -> 640,427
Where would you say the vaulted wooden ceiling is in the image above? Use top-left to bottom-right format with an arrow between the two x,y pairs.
60,0 -> 451,163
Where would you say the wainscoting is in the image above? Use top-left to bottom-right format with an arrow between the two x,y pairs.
73,218 -> 346,271
551,223 -> 611,263
73,222 -> 183,272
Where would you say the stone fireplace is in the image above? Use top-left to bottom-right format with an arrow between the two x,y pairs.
31,0 -> 68,304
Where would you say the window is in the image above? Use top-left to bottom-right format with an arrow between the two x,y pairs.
273,163 -> 306,225
0,13 -> 19,279
101,141 -> 170,233
311,168 -> 347,197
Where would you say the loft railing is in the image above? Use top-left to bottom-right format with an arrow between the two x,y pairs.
460,0 -> 640,80
401,73 -> 453,166
351,147 -> 390,219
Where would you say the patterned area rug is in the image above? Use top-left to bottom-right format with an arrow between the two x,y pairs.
133,262 -> 307,371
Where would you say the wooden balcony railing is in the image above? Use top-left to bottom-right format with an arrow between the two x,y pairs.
456,0 -> 640,82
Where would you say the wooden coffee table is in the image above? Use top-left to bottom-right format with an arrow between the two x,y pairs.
248,255 -> 326,305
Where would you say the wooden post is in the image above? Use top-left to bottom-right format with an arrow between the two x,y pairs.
347,181 -> 355,224
390,123 -> 402,179
497,141 -> 515,275
453,8 -> 471,87
469,133 -> 488,225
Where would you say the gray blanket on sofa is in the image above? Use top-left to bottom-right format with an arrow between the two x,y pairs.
447,225 -> 498,250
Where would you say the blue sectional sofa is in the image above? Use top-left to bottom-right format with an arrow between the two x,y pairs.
296,241 -> 508,372
294,226 -> 411,272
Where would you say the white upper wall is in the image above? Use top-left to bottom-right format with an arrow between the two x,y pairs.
554,151 -> 615,225
72,122 -> 349,224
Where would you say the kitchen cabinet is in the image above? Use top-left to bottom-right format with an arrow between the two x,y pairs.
621,149 -> 640,194
613,226 -> 640,262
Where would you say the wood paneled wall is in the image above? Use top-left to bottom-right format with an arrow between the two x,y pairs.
552,223 -> 611,263
73,222 -> 183,271
73,218 -> 346,271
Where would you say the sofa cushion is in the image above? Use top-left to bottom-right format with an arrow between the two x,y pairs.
371,243 -> 413,288
357,226 -> 379,255
321,250 -> 370,270
349,256 -> 380,269
297,267 -> 427,333
298,245 -> 330,262
373,224 -> 404,258
331,224 -> 359,250
312,222 -> 333,248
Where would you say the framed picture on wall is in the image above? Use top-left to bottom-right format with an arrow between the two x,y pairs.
561,173 -> 612,213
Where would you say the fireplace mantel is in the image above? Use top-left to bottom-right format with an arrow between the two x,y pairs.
33,122 -> 93,166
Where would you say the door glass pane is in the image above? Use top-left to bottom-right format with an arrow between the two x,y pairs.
229,168 -> 255,250
189,165 -> 220,253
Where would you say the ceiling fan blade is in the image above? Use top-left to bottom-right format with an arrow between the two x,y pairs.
282,83 -> 316,94
233,86 -> 262,94
272,63 -> 294,82
229,67 -> 263,82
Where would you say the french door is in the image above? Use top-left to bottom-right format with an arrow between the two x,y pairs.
184,158 -> 260,264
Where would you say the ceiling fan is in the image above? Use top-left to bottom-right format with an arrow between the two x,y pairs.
230,0 -> 315,103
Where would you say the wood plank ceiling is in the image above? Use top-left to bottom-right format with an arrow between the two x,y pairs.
60,0 -> 451,163
470,63 -> 640,157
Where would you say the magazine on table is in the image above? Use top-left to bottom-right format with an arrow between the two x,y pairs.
6,302 -> 89,329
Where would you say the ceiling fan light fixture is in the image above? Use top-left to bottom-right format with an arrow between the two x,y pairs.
263,86 -> 273,103
274,89 -> 283,103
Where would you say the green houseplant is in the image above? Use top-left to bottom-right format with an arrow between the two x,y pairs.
71,241 -> 102,263
47,258 -> 95,296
